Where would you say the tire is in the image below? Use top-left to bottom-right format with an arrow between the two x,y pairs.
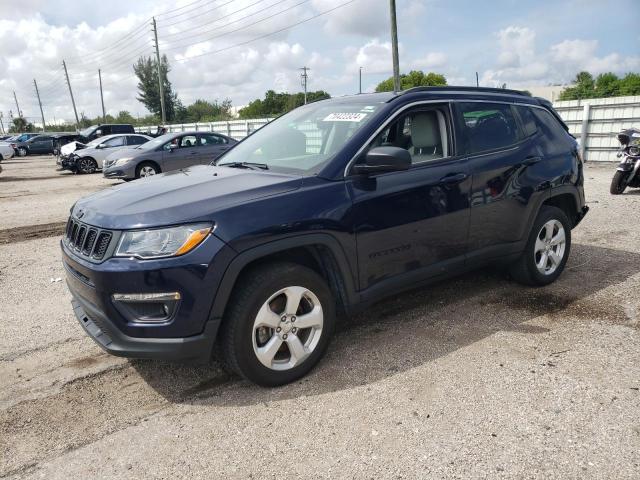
77,157 -> 98,174
136,162 -> 159,178
610,170 -> 628,195
17,147 -> 27,157
217,262 -> 336,387
509,205 -> 572,287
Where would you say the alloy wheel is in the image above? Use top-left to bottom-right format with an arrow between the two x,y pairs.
534,219 -> 566,275
140,166 -> 156,177
252,286 -> 324,371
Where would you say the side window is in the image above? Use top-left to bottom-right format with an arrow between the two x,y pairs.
102,136 -> 126,147
112,125 -> 130,134
531,108 -> 573,156
179,135 -> 197,148
515,106 -> 538,137
127,135 -> 147,145
366,106 -> 450,165
458,102 -> 520,154
200,134 -> 227,145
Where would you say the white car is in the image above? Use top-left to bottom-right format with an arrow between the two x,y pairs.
0,142 -> 15,161
60,133 -> 152,174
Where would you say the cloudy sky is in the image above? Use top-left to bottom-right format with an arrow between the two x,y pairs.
0,0 -> 638,125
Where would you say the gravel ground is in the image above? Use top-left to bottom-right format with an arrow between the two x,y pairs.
1,156 -> 639,479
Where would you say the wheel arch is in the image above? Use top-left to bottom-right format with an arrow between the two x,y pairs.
209,234 -> 359,323
136,159 -> 162,174
542,189 -> 581,227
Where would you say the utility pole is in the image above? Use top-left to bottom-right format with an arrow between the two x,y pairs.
62,60 -> 80,129
0,112 -> 5,135
152,17 -> 166,124
98,69 -> 106,122
13,91 -> 22,118
300,66 -> 309,104
389,0 -> 400,92
359,67 -> 363,94
33,79 -> 46,131
475,72 -> 479,87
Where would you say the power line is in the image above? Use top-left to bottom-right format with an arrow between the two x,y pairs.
174,0 -> 355,62
163,0 -> 313,52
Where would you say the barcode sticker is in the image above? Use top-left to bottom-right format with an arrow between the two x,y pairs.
323,113 -> 367,122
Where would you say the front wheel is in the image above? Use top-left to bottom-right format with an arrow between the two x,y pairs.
218,262 -> 335,387
136,162 -> 159,178
77,157 -> 98,174
17,147 -> 27,157
509,206 -> 571,286
610,170 -> 629,195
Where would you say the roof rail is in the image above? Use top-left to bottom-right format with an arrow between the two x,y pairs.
398,86 -> 532,97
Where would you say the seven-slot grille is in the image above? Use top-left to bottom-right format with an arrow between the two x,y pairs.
65,217 -> 113,260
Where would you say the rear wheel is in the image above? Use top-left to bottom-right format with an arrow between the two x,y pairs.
136,162 -> 159,178
77,157 -> 98,174
218,262 -> 335,387
17,147 -> 27,157
509,206 -> 571,286
610,170 -> 629,195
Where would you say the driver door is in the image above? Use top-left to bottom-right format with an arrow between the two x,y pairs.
164,134 -> 199,172
347,103 -> 471,292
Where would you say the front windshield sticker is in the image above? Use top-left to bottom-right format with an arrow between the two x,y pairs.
323,112 -> 367,122
361,106 -> 376,112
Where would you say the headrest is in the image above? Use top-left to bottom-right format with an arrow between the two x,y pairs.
411,112 -> 440,148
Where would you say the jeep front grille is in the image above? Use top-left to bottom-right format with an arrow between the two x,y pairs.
65,217 -> 115,261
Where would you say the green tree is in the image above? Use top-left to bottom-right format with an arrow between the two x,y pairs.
618,73 -> 640,96
375,70 -> 447,92
558,71 -> 596,100
178,99 -> 234,122
558,71 -> 640,100
114,111 -> 136,124
9,117 -> 34,133
238,90 -> 330,118
133,55 -> 178,121
594,72 -> 620,97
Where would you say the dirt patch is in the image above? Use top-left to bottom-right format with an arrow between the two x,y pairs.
0,175 -> 73,183
0,222 -> 67,245
65,355 -> 101,369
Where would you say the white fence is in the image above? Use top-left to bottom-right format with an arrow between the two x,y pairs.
135,95 -> 640,163
553,95 -> 640,162
135,118 -> 273,141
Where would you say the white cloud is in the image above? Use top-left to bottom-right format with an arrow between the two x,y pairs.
413,52 -> 447,69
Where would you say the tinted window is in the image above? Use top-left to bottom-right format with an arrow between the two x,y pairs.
102,136 -> 126,147
531,108 -> 574,156
459,103 -> 520,154
127,135 -> 147,145
365,106 -> 449,165
111,125 -> 133,134
516,106 -> 538,137
200,133 -> 227,145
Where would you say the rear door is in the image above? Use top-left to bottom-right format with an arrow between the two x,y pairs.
198,133 -> 231,163
456,101 -> 544,263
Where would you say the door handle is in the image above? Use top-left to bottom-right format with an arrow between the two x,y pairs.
522,156 -> 542,166
439,172 -> 468,185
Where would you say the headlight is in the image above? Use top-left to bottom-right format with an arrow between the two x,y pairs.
629,146 -> 639,156
114,157 -> 133,166
115,223 -> 212,259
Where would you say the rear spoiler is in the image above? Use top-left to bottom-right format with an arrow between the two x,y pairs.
535,97 -> 570,133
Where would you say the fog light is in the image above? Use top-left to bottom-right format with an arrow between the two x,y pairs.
112,292 -> 181,323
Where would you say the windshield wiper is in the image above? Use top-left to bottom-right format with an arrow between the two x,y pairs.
219,161 -> 269,170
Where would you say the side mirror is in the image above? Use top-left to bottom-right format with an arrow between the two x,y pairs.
169,143 -> 178,151
352,146 -> 411,175
96,144 -> 104,149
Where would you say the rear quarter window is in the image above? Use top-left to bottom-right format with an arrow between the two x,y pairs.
531,108 -> 574,156
515,106 -> 538,137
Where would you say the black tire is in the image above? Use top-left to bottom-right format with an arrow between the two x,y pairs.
77,157 -> 98,174
17,147 -> 27,157
136,161 -> 159,178
217,262 -> 336,387
610,170 -> 628,195
509,205 -> 572,287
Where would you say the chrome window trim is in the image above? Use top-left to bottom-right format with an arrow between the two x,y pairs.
343,98 -> 547,177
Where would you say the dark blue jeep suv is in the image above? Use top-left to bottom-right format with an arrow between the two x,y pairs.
62,87 -> 588,386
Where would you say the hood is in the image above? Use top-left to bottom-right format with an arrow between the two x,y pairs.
61,141 -> 86,155
73,164 -> 303,230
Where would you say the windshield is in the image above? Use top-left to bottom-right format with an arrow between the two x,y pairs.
79,125 -> 98,137
217,100 -> 383,174
85,137 -> 105,147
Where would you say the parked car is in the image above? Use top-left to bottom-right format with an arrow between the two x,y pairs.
77,124 -> 135,144
102,131 -> 236,179
21,134 -> 58,155
7,133 -> 40,156
58,134 -> 152,174
62,87 -> 588,386
0,142 -> 15,161
52,133 -> 81,155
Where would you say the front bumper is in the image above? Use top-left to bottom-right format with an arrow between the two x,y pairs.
62,232 -> 235,361
57,155 -> 78,171
71,296 -> 218,362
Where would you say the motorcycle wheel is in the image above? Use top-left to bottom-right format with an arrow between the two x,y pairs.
610,171 -> 629,195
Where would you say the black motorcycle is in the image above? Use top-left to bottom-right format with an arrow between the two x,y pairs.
611,128 -> 640,195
